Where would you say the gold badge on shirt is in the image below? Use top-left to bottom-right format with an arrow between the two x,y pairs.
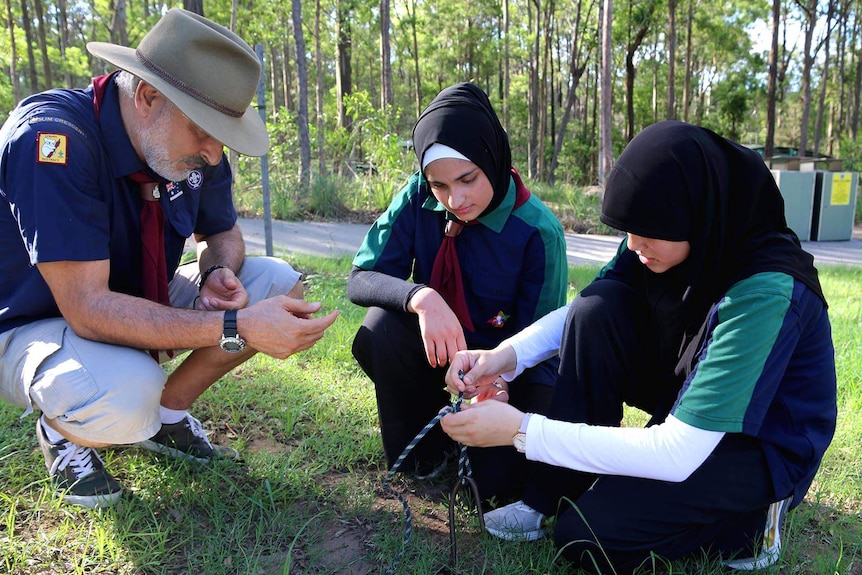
36,132 -> 68,165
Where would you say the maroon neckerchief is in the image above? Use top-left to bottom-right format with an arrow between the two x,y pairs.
429,168 -> 531,332
93,74 -> 172,359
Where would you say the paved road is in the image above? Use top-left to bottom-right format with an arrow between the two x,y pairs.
236,217 -> 862,267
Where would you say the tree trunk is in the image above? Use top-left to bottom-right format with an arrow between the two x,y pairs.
625,1 -> 655,141
32,0 -> 51,86
379,0 -> 393,108
183,0 -> 203,16
315,0 -> 326,174
682,0 -> 694,121
797,0 -> 817,157
283,41 -> 294,112
666,0 -> 676,119
19,0 -> 38,94
813,2 -> 834,156
408,0 -> 421,118
765,0 -> 780,158
549,0 -> 589,185
292,0 -> 311,193
270,44 -> 281,114
599,0 -> 613,186
503,0 -> 510,130
336,0 -> 352,131
528,0 -> 541,178
5,0 -> 20,102
57,0 -> 71,86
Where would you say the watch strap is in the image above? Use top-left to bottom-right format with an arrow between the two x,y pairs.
223,309 -> 239,337
519,413 -> 532,434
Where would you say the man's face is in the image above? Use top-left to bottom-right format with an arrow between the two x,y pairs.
139,99 -> 224,182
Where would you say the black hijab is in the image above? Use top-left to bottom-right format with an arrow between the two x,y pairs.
412,82 -> 512,217
601,121 -> 825,366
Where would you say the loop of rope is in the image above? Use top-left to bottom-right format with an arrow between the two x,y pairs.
381,392 -> 480,575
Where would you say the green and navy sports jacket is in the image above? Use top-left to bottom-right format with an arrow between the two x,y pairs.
351,170 -> 568,350
671,272 -> 836,506
597,243 -> 836,507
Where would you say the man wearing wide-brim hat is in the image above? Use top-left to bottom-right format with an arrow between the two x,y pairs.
0,8 -> 339,509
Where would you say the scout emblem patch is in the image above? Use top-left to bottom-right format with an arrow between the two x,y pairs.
37,133 -> 68,165
487,310 -> 509,328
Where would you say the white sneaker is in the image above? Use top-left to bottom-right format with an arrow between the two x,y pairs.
724,496 -> 793,570
484,500 -> 546,541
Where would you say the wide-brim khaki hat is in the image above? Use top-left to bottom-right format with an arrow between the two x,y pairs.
87,8 -> 269,157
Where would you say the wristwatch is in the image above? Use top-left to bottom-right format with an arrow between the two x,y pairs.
513,413 -> 532,453
219,309 -> 246,353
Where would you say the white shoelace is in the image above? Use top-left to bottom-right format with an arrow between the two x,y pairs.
184,415 -> 214,448
49,441 -> 102,478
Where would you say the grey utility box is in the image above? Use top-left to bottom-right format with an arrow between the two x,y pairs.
811,171 -> 859,241
771,170 -> 816,241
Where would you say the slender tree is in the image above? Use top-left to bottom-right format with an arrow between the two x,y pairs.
379,0 -> 392,109
20,0 -> 38,93
315,0 -> 326,174
765,0 -> 780,158
335,0 -> 352,132
292,0 -> 311,192
599,0 -> 613,185
666,0 -> 676,119
797,0 -> 818,156
32,0 -> 51,86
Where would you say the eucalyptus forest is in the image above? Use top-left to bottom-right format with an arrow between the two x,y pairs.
2,0 -> 861,203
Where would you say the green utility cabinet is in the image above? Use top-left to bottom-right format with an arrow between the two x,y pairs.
771,170 -> 816,241
811,172 -> 859,241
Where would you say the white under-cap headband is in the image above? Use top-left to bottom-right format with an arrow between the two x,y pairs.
422,143 -> 470,170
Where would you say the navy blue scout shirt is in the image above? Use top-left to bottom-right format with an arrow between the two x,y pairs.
352,171 -> 568,349
0,78 -> 236,334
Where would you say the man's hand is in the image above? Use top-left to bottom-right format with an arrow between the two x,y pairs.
198,266 -> 249,310
239,296 -> 340,359
408,287 -> 467,367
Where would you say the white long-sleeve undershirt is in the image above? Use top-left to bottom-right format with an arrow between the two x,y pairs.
501,304 -> 568,381
500,304 -> 724,481
525,413 -> 724,482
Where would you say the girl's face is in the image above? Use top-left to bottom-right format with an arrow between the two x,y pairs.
626,233 -> 691,273
424,158 -> 494,222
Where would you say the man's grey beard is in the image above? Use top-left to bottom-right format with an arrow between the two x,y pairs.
139,103 -> 204,182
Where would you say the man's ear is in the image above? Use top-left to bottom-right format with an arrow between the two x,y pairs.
134,82 -> 161,118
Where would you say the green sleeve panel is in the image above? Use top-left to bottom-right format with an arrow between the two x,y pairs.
672,272 -> 794,432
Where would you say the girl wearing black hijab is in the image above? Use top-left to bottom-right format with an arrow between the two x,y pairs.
348,83 -> 567,497
442,121 -> 837,573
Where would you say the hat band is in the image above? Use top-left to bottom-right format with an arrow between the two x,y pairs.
135,49 -> 245,118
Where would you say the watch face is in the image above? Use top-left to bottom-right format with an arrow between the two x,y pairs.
513,433 -> 527,453
220,336 -> 246,353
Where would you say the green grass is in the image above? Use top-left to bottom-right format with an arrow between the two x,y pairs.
1,256 -> 860,574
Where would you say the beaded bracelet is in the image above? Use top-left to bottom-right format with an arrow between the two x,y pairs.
198,264 -> 226,291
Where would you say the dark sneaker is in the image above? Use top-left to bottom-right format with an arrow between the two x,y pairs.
36,420 -> 122,509
724,496 -> 793,570
136,414 -> 239,463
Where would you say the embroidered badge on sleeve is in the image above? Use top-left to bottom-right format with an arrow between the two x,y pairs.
36,133 -> 68,165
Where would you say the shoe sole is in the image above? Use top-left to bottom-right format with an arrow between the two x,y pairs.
485,525 -> 547,542
136,439 -> 211,463
136,439 -> 240,464
724,497 -> 792,571
60,489 -> 123,509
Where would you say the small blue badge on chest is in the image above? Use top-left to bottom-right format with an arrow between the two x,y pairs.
187,169 -> 203,190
